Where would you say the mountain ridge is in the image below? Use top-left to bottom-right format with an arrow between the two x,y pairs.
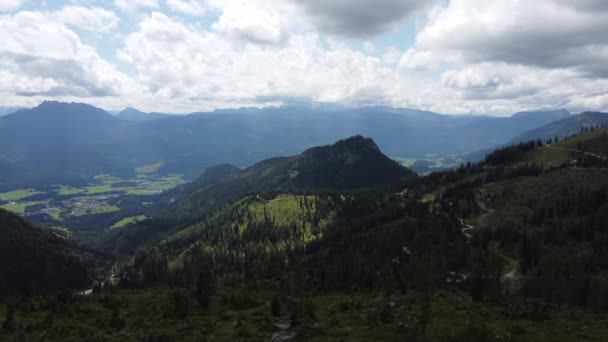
174,135 -> 415,216
0,101 -> 574,190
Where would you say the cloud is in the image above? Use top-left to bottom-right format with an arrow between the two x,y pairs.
0,10 -> 132,101
118,12 -> 411,111
287,0 -> 432,38
212,2 -> 286,45
166,0 -> 205,16
403,0 -> 608,77
114,0 -> 159,13
56,6 -> 120,32
0,0 -> 23,11
2,0 -> 608,115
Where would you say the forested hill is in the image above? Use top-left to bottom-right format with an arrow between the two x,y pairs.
111,127 -> 608,340
7,127 -> 608,340
173,135 -> 416,217
0,209 -> 101,294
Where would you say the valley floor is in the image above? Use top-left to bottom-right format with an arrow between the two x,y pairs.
0,173 -> 186,232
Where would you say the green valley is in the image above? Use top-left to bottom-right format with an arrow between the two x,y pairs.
0,173 -> 186,232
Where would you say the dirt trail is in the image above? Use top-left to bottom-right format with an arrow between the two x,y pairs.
545,144 -> 607,161
459,198 -> 518,285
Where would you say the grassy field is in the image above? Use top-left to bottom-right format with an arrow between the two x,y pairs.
523,128 -> 608,165
559,128 -> 608,148
135,161 -> 165,174
0,189 -> 43,201
522,146 -> 571,165
111,215 -> 146,229
73,205 -> 120,217
245,194 -> 335,242
0,200 -> 48,214
50,207 -> 62,220
57,186 -> 86,196
0,173 -> 184,230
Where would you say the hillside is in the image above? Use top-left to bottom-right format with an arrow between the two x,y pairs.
0,209 -> 99,294
107,129 -> 608,340
6,129 -> 608,340
512,111 -> 608,143
174,136 -> 416,216
484,127 -> 608,167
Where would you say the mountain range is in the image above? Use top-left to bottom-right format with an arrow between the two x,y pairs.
0,101 -> 580,190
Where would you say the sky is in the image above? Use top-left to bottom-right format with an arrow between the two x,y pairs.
1,0 -> 608,115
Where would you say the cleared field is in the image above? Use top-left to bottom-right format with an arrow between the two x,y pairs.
74,205 -> 120,217
111,215 -> 146,229
0,189 -> 43,201
522,146 -> 571,165
57,186 -> 86,195
0,200 -> 48,214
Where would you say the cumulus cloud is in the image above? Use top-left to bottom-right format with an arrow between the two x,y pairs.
56,6 -> 120,32
0,10 -> 132,102
203,0 -> 299,46
0,0 -> 23,11
166,0 -> 205,16
118,12 -> 417,111
114,0 -> 159,13
288,0 -> 432,38
2,0 -> 608,115
403,0 -> 608,77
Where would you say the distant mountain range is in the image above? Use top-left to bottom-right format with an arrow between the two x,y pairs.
0,107 -> 25,117
116,107 -> 173,121
0,101 -> 579,190
512,111 -> 608,143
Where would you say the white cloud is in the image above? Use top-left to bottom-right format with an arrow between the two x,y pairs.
0,10 -> 133,103
211,2 -> 286,45
114,0 -> 159,13
166,0 -> 205,16
118,12 -> 419,112
56,6 -> 120,32
2,0 -> 608,115
0,0 -> 23,11
403,0 -> 608,77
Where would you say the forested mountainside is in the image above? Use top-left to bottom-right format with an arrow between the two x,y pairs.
3,131 -> 605,340
168,135 -> 416,217
0,209 -> 101,295
3,129 -> 608,341
0,101 -> 570,190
